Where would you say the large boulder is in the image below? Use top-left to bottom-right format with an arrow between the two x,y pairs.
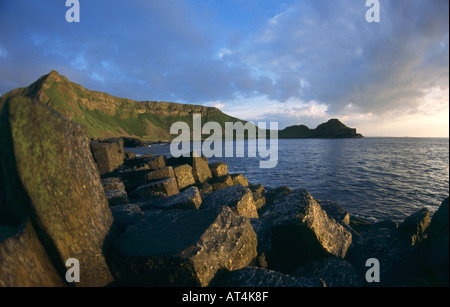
0,96 -> 114,286
231,174 -> 249,186
0,221 -> 64,287
212,266 -> 324,287
293,257 -> 363,287
145,166 -> 175,182
426,197 -> 449,286
201,185 -> 258,218
90,139 -> 125,176
192,156 -> 213,183
398,208 -> 430,246
173,164 -> 196,190
129,177 -> 180,200
167,152 -> 212,184
210,174 -> 234,190
317,200 -> 350,226
109,206 -> 257,286
261,189 -> 352,271
209,162 -> 228,178
345,219 -> 426,286
249,184 -> 266,210
139,186 -> 202,211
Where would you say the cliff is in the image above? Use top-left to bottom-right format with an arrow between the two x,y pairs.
279,119 -> 363,139
0,70 -> 248,141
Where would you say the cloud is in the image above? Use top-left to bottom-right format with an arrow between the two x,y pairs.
0,0 -> 448,137
236,0 -> 449,116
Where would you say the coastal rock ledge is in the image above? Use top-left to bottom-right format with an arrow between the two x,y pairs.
0,97 -> 448,287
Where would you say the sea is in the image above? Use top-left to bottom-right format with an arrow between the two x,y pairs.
126,137 -> 449,222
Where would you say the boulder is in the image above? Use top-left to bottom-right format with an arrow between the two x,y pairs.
209,162 -> 228,178
109,206 -> 257,286
349,216 -> 373,234
167,152 -> 212,184
102,180 -> 126,192
317,200 -> 350,226
105,189 -> 130,207
210,174 -> 234,190
173,164 -> 196,190
110,204 -> 145,232
345,219 -> 425,286
293,257 -> 363,287
212,266 -> 324,287
249,184 -> 266,210
231,174 -> 249,186
90,139 -> 125,176
264,186 -> 293,209
139,186 -> 202,211
197,182 -> 214,194
145,166 -> 175,182
146,155 -> 166,170
0,96 -> 114,286
124,150 -> 136,159
0,221 -> 64,287
398,208 -> 430,245
426,197 -> 449,286
119,168 -> 153,193
262,189 -> 352,271
202,185 -> 258,218
193,156 -> 213,183
129,177 -> 180,200
123,154 -> 154,168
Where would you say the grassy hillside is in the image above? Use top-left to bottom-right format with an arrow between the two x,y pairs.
1,70 -> 250,141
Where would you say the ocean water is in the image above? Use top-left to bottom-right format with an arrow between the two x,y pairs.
126,137 -> 449,222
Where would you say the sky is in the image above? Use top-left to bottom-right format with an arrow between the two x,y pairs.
0,0 -> 448,137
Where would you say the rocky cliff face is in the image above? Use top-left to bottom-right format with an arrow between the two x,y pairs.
1,70 -> 245,141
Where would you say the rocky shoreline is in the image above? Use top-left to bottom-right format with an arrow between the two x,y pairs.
0,97 -> 448,287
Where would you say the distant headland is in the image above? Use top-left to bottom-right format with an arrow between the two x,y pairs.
1,70 -> 363,142
279,119 -> 363,139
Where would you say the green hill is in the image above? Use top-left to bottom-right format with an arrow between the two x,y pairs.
0,70 -> 250,141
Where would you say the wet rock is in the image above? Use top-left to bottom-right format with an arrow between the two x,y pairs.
202,185 -> 258,218
109,206 -> 257,286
